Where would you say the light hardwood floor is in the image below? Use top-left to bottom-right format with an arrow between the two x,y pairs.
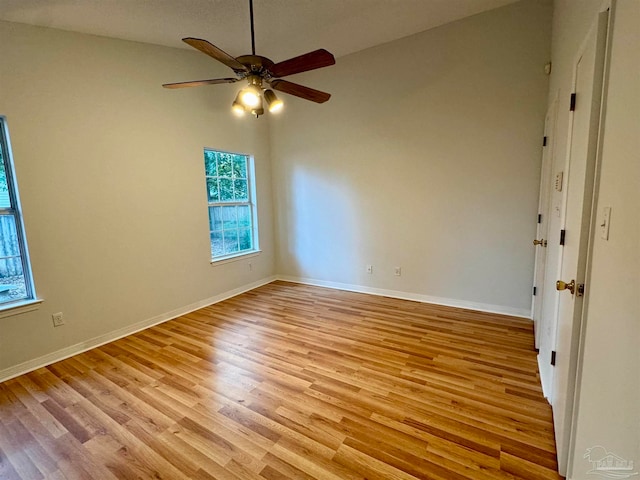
0,281 -> 562,479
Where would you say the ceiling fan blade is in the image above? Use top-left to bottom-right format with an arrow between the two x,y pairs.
182,37 -> 248,72
162,78 -> 239,89
269,49 -> 336,78
270,79 -> 331,103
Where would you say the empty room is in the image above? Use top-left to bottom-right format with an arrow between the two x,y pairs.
0,0 -> 637,479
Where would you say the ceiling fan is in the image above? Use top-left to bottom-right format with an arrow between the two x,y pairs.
162,0 -> 336,117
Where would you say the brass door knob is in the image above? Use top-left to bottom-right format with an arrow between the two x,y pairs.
556,279 -> 576,295
533,239 -> 547,247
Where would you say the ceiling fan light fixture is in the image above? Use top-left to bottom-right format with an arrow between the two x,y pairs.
231,92 -> 247,115
240,76 -> 263,108
264,89 -> 283,113
231,101 -> 246,116
247,90 -> 264,117
239,85 -> 262,108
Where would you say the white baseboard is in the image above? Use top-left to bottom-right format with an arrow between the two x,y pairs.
276,275 -> 532,319
0,275 -> 277,383
0,274 -> 531,383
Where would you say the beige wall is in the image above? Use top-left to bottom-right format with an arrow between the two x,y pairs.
269,0 -> 552,316
545,1 -> 639,478
0,21 -> 276,374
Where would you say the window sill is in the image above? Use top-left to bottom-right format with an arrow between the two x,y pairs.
210,250 -> 261,266
0,298 -> 43,319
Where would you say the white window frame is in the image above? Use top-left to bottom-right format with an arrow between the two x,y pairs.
0,117 -> 39,314
204,149 -> 259,263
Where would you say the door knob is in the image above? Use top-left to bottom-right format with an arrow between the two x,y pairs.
533,239 -> 547,247
556,279 -> 575,294
556,279 -> 585,296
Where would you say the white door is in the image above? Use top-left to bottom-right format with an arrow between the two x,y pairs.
532,98 -> 557,349
552,10 -> 609,475
535,97 -> 561,400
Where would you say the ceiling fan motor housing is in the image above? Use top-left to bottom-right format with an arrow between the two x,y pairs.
236,55 -> 275,78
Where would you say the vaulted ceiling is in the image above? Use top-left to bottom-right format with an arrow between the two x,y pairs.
0,0 -> 518,60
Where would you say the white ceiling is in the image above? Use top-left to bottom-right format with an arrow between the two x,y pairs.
0,0 -> 519,61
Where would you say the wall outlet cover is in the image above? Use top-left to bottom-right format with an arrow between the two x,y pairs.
52,312 -> 64,327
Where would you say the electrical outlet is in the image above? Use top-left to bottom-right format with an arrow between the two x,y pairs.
52,312 -> 64,327
366,265 -> 373,274
394,267 -> 401,276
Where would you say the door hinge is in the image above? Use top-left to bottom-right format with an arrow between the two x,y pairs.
551,350 -> 557,366
533,286 -> 537,296
537,214 -> 542,224
543,136 -> 548,146
570,93 -> 576,111
560,229 -> 566,245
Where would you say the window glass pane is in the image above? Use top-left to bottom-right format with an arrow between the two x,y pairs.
221,206 -> 237,229
238,228 -> 252,251
219,178 -> 234,202
0,214 -> 27,302
210,231 -> 224,257
204,149 -> 256,260
209,206 -> 223,231
206,178 -> 219,203
237,205 -> 251,228
223,230 -> 239,254
0,150 -> 8,209
0,120 -> 34,305
233,179 -> 248,201
217,154 -> 233,177
232,156 -> 247,178
204,151 -> 218,176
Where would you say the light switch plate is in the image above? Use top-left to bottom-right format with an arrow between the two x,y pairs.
600,207 -> 611,240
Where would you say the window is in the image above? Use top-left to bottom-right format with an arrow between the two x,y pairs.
204,149 -> 258,261
0,118 -> 35,307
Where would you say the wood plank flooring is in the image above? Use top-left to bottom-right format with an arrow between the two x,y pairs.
0,281 -> 562,479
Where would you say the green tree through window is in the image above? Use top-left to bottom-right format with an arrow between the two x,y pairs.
204,150 -> 257,259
